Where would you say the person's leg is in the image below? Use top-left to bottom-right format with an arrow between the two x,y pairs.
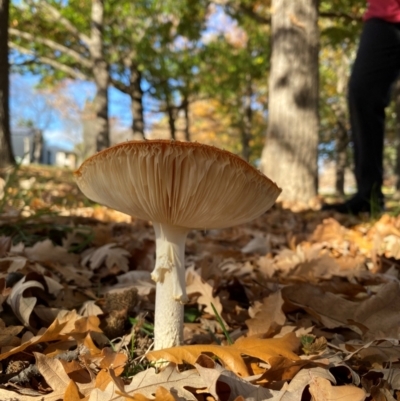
325,19 -> 400,214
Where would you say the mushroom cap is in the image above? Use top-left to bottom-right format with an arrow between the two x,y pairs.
74,140 -> 281,229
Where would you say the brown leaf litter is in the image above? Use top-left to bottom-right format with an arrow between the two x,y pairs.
2,166 -> 400,400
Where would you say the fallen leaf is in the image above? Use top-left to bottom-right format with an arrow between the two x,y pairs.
25,239 -> 79,265
122,364 -> 206,400
147,332 -> 300,377
186,267 -> 223,315
81,243 -> 130,272
7,276 -> 44,328
309,376 -> 366,401
246,291 -> 286,336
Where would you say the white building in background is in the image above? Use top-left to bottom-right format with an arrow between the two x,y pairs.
11,127 -> 42,165
10,127 -> 77,168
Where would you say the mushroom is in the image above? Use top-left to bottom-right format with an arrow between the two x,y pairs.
74,140 -> 281,349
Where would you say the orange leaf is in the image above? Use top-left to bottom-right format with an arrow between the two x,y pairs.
147,332 -> 300,377
309,376 -> 366,401
99,347 -> 128,376
64,380 -> 83,401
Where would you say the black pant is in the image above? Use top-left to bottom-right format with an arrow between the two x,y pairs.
349,18 -> 400,199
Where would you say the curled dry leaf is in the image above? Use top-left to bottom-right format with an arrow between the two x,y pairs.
195,354 -> 281,401
7,276 -> 44,328
0,255 -> 27,273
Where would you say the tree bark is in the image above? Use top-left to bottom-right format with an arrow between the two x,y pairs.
260,0 -> 319,203
241,76 -> 253,162
335,122 -> 350,196
182,95 -> 191,142
90,0 -> 109,151
165,92 -> 177,140
333,54 -> 350,197
0,0 -> 15,169
130,64 -> 145,139
394,80 -> 400,192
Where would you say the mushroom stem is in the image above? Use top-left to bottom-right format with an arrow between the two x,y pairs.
152,222 -> 189,350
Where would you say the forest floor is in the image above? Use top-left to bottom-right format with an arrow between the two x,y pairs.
1,164 -> 400,400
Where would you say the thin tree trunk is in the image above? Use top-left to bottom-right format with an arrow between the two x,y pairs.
241,77 -> 253,161
0,0 -> 14,169
182,95 -> 191,142
165,94 -> 176,140
130,63 -> 145,139
333,53 -> 350,197
90,0 -> 109,151
335,122 -> 350,196
260,0 -> 319,203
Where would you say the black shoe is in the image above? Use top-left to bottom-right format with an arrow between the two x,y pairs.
321,193 -> 384,215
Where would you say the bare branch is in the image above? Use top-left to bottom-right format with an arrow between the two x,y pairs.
9,42 -> 89,80
9,28 -> 93,69
110,77 -> 128,94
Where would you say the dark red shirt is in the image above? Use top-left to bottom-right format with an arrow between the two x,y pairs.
364,0 -> 400,22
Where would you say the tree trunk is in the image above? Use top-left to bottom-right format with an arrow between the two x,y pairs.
394,80 -> 400,192
260,0 -> 319,203
0,0 -> 14,169
182,95 -> 191,142
241,77 -> 253,162
333,53 -> 350,197
130,63 -> 145,139
165,94 -> 176,140
90,0 -> 109,151
335,122 -> 350,196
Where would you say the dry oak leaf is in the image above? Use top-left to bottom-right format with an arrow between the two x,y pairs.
24,239 -> 80,264
186,267 -> 223,315
283,281 -> 400,340
79,368 -> 126,401
99,347 -> 128,376
0,387 -> 65,401
0,320 -> 23,348
195,354 -> 281,401
0,255 -> 27,273
81,243 -> 130,272
246,290 -> 286,336
309,376 -> 366,401
36,352 -> 97,398
0,311 -> 97,360
147,332 -> 300,377
122,364 -> 207,401
0,352 -> 96,401
279,367 -> 337,401
0,277 -> 11,312
256,356 -> 322,384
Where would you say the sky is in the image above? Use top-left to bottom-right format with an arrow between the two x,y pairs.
10,74 -> 134,150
